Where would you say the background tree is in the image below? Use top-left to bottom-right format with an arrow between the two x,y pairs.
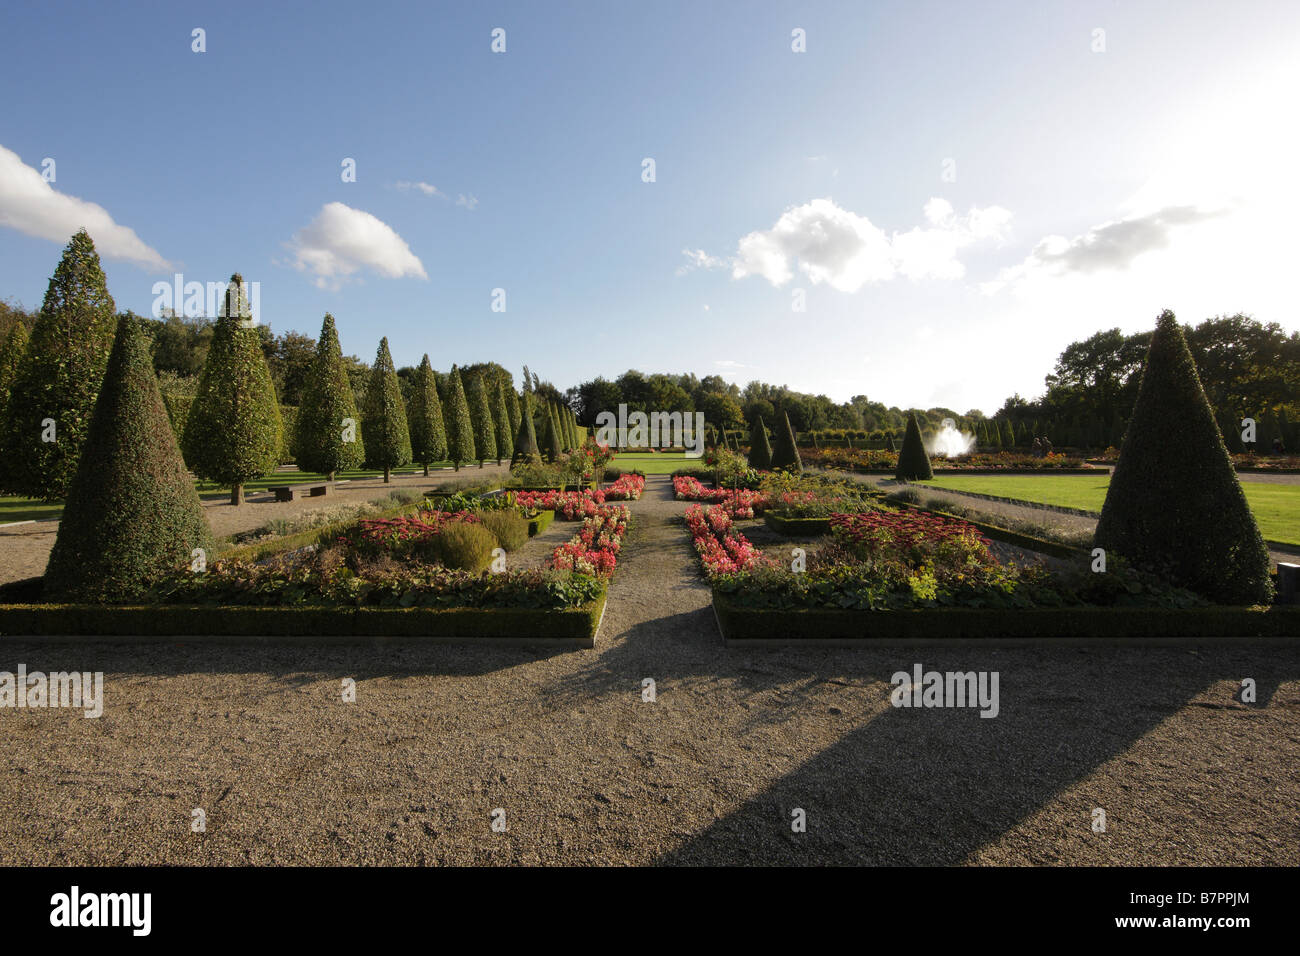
294,314 -> 365,480
0,320 -> 28,412
770,409 -> 802,472
506,385 -> 522,441
467,372 -> 497,467
1,230 -> 118,499
512,369 -> 540,464
541,404 -> 563,462
182,276 -> 283,504
1095,311 -> 1272,604
444,365 -> 476,470
493,380 -> 513,464
748,415 -> 772,469
361,337 -> 413,482
45,315 -> 213,602
407,354 -> 447,475
895,412 -> 934,481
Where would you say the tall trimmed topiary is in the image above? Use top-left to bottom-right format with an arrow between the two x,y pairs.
467,373 -> 497,468
506,386 -> 522,443
493,380 -> 513,465
444,365 -> 476,470
361,337 -> 412,482
294,314 -> 365,480
748,415 -> 773,469
770,409 -> 802,473
541,404 -> 563,462
44,314 -> 213,602
408,354 -> 447,476
182,276 -> 282,505
1,230 -> 118,500
1094,310 -> 1272,604
512,376 -> 540,464
895,412 -> 933,481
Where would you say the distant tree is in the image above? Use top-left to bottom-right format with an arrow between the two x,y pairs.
407,354 -> 447,476
1,230 -> 118,499
360,338 -> 412,482
770,409 -> 802,473
1095,311 -> 1272,604
467,373 -> 497,468
44,314 -> 213,602
294,314 -> 365,480
747,415 -> 773,469
895,413 -> 934,481
506,385 -> 522,441
444,366 -> 477,470
0,320 -> 29,412
512,370 -> 540,465
182,276 -> 282,505
493,380 -> 514,464
541,403 -> 563,462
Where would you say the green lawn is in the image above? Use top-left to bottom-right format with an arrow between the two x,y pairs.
612,451 -> 695,474
919,474 -> 1300,547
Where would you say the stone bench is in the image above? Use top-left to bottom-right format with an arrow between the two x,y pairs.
268,484 -> 329,502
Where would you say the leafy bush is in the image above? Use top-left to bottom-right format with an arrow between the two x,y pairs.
422,520 -> 497,572
480,510 -> 530,551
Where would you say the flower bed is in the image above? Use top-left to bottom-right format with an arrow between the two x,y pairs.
513,474 -> 644,518
673,476 -> 768,517
551,505 -> 632,577
684,504 -> 772,577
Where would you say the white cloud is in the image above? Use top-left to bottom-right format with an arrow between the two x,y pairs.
0,144 -> 169,269
982,204 -> 1230,294
697,197 -> 1011,292
397,180 -> 478,211
396,180 -> 444,198
677,247 -> 728,275
285,202 -> 427,290
455,193 -> 478,210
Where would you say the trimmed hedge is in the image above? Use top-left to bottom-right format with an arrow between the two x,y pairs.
763,513 -> 832,536
0,589 -> 607,645
528,509 -> 555,536
713,592 -> 1300,642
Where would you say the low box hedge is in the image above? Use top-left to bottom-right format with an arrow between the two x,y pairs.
712,592 -> 1300,643
0,588 -> 607,646
763,513 -> 833,536
528,510 -> 555,536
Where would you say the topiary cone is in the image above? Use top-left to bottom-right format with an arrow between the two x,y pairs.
894,413 -> 933,481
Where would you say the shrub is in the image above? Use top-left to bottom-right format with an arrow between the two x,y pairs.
444,365 -> 476,469
407,354 -> 448,476
480,509 -> 530,551
0,319 -> 28,411
467,372 -> 497,466
1095,310 -> 1273,604
748,415 -> 773,470
542,404 -> 563,462
361,337 -> 413,481
493,380 -> 514,464
294,314 -> 365,479
182,276 -> 282,504
895,412 -> 934,480
44,314 -> 214,602
422,519 -> 497,572
1,230 -> 117,499
770,409 -> 802,472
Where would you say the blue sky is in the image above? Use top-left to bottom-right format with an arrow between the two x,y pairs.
2,0 -> 1297,413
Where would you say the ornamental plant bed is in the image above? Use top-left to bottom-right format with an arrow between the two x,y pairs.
887,498 -> 1085,560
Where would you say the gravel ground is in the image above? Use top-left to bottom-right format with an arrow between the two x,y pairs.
0,463 -> 512,585
0,474 -> 1297,866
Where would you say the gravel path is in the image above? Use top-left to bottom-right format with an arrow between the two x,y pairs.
0,463 -> 513,585
1,474 -> 1297,866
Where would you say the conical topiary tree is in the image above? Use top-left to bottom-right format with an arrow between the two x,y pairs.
770,409 -> 802,473
512,382 -> 540,464
467,373 -> 497,468
505,386 -> 522,443
1094,310 -> 1272,604
407,354 -> 447,476
748,415 -> 773,469
1,231 -> 118,500
444,365 -> 476,470
294,314 -> 365,480
895,412 -> 933,481
182,276 -> 282,505
541,404 -> 563,462
44,314 -> 214,602
361,337 -> 412,482
493,380 -> 513,465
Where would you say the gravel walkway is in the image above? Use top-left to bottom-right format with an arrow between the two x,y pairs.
1,474 -> 1297,865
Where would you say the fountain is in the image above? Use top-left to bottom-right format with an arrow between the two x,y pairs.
927,418 -> 975,458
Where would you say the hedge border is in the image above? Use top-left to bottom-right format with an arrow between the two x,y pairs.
0,588 -> 607,647
763,513 -> 832,536
712,592 -> 1300,644
528,509 -> 555,536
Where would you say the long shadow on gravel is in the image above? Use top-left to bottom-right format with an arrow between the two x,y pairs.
648,644 -> 1300,865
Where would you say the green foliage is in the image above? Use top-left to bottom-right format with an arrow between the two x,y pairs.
1,230 -> 118,499
44,315 -> 214,602
506,386 -> 522,441
360,337 -> 412,474
294,314 -> 365,478
407,354 -> 447,473
1095,310 -> 1273,604
444,365 -> 477,468
895,412 -> 934,480
747,414 -> 773,469
480,509 -> 529,551
181,276 -> 282,498
467,373 -> 497,464
0,319 -> 28,410
541,403 -> 563,461
278,405 -> 298,463
420,520 -> 497,572
493,380 -> 514,463
770,409 -> 802,473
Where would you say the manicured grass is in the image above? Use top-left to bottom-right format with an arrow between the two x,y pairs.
0,497 -> 64,524
919,474 -> 1300,547
611,451 -> 696,474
